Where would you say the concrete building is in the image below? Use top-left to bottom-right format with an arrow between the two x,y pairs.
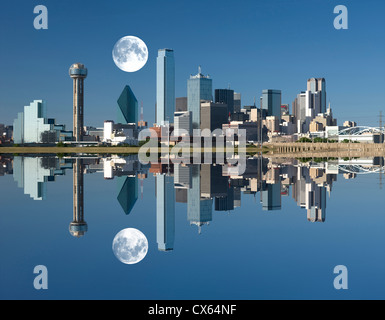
69,63 -> 87,142
281,104 -> 289,116
281,115 -> 297,135
156,49 -> 175,126
343,121 -> 357,128
200,101 -> 228,132
176,97 -> 187,112
264,116 -> 280,135
187,66 -> 213,130
174,163 -> 192,189
103,120 -> 138,146
174,111 -> 192,136
309,109 -> 337,133
222,121 -> 259,143
86,126 -> 104,141
13,100 -> 52,144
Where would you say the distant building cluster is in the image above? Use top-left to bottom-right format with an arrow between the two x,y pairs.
0,124 -> 13,145
152,49 -> 383,144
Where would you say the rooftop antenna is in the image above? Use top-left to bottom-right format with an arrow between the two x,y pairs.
198,65 -> 202,74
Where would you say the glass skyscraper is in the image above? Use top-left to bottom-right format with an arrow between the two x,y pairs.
117,85 -> 138,124
156,49 -> 175,126
187,165 -> 213,233
215,88 -> 234,114
117,176 -> 138,215
187,67 -> 213,130
261,89 -> 282,120
156,174 -> 175,251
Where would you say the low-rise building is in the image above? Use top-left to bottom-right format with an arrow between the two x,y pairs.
103,120 -> 138,146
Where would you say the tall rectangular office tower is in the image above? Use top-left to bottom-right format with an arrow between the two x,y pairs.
156,49 -> 175,126
156,174 -> 175,251
187,67 -> 213,130
307,78 -> 326,113
215,88 -> 234,114
261,89 -> 282,120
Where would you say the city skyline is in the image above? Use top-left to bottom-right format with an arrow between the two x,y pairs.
0,1 -> 384,129
2,0 -> 385,303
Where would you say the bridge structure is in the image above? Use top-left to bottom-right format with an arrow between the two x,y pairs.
338,126 -> 384,136
338,163 -> 384,175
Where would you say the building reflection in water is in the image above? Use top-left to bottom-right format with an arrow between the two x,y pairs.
69,158 -> 87,238
7,155 -> 384,243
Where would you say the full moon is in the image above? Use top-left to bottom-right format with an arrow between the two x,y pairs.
112,228 -> 148,264
112,36 -> 148,72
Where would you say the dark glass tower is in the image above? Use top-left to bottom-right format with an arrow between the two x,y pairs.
117,85 -> 138,124
117,176 -> 138,215
215,89 -> 234,114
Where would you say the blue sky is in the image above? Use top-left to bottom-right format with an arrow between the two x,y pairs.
0,0 -> 384,128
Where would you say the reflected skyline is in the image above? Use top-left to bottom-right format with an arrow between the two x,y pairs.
4,154 -> 384,245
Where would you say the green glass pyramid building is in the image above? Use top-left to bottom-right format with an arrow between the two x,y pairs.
117,85 -> 138,124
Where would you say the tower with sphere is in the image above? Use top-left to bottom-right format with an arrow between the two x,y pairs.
69,63 -> 87,142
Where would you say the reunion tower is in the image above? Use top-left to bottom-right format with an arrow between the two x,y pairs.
69,63 -> 87,142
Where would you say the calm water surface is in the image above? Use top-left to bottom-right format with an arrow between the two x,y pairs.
0,155 -> 384,300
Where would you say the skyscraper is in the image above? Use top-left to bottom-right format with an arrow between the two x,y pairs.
174,111 -> 192,136
176,97 -> 187,112
69,63 -> 87,142
117,85 -> 138,124
117,176 -> 138,215
156,174 -> 175,251
261,183 -> 282,211
307,78 -> 326,113
200,101 -> 228,131
13,156 -> 51,200
215,88 -> 234,114
261,89 -> 282,120
187,165 -> 213,233
234,92 -> 241,113
293,90 -> 322,133
156,49 -> 175,126
13,100 -> 52,144
187,67 -> 213,130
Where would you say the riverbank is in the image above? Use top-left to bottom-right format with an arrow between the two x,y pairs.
0,143 -> 384,157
